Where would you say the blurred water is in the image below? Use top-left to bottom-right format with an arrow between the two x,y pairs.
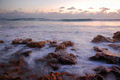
0,21 -> 120,76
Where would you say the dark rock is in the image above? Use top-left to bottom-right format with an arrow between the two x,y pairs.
94,65 -> 110,75
49,41 -> 58,47
12,39 -> 23,44
113,31 -> 120,42
77,74 -> 104,80
21,51 -> 32,57
38,72 -> 75,80
0,40 -> 4,43
91,35 -> 111,43
27,41 -> 45,48
27,75 -> 38,79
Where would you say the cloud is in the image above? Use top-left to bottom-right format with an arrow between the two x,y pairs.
100,7 -> 110,12
59,7 -> 65,9
67,7 -> 76,10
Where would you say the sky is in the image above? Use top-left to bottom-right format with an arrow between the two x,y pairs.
0,0 -> 120,19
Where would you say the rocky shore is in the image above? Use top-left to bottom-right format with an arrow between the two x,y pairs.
0,31 -> 119,80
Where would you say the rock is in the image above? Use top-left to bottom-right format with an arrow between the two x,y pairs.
109,66 -> 120,80
93,46 -> 108,52
94,65 -> 110,75
27,41 -> 45,48
22,38 -> 32,44
38,72 -> 75,80
108,44 -> 120,50
61,41 -> 75,47
0,40 -> 4,43
27,75 -> 38,79
91,35 -> 111,43
76,74 -> 104,80
113,31 -> 120,42
21,51 -> 32,57
12,39 -> 23,44
55,44 -> 66,52
49,41 -> 58,47
90,52 -> 120,64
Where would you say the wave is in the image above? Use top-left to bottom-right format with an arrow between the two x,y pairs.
0,18 -> 120,22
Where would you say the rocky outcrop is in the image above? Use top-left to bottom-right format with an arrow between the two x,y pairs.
61,41 -> 75,47
49,41 -> 58,47
12,38 -> 32,44
20,51 -> 32,57
90,46 -> 120,64
113,31 -> 120,42
91,35 -> 111,43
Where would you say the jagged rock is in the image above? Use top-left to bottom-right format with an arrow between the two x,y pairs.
76,74 -> 104,80
108,44 -> 120,50
0,40 -> 4,43
61,41 -> 75,47
94,65 -> 110,75
27,41 -> 45,48
113,31 -> 120,42
91,35 -> 111,43
21,51 -> 32,57
38,72 -> 75,80
55,44 -> 66,52
12,38 -> 32,44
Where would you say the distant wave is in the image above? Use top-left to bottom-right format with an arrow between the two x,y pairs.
0,18 -> 120,22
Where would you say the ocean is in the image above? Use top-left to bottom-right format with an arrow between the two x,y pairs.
0,19 -> 120,79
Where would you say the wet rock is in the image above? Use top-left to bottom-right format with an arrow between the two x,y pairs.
55,44 -> 66,52
21,51 -> 32,57
108,44 -> 120,50
22,38 -> 32,44
12,38 -> 32,44
27,41 -> 45,48
27,75 -> 38,79
93,46 -> 108,52
94,65 -> 110,75
109,66 -> 120,80
113,31 -> 120,42
61,41 -> 75,47
12,39 -> 23,44
90,51 -> 120,64
38,72 -> 75,80
49,41 -> 58,47
76,74 -> 104,80
91,35 -> 111,43
0,40 -> 4,43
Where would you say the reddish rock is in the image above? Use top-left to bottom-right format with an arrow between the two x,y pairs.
49,41 -> 58,47
76,74 -> 104,80
108,44 -> 120,50
27,75 -> 38,79
93,46 -> 108,52
55,44 -> 66,52
27,41 -> 45,48
38,72 -> 75,80
94,65 -> 110,75
12,39 -> 23,44
22,38 -> 32,44
112,31 -> 120,42
90,52 -> 120,64
0,40 -> 4,43
91,35 -> 111,43
61,41 -> 75,47
21,51 -> 32,57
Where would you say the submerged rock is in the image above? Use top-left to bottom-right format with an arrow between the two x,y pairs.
108,44 -> 120,50
113,31 -> 120,42
90,46 -> 120,64
0,40 -> 4,43
91,35 -> 111,43
49,41 -> 58,47
21,51 -> 32,57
